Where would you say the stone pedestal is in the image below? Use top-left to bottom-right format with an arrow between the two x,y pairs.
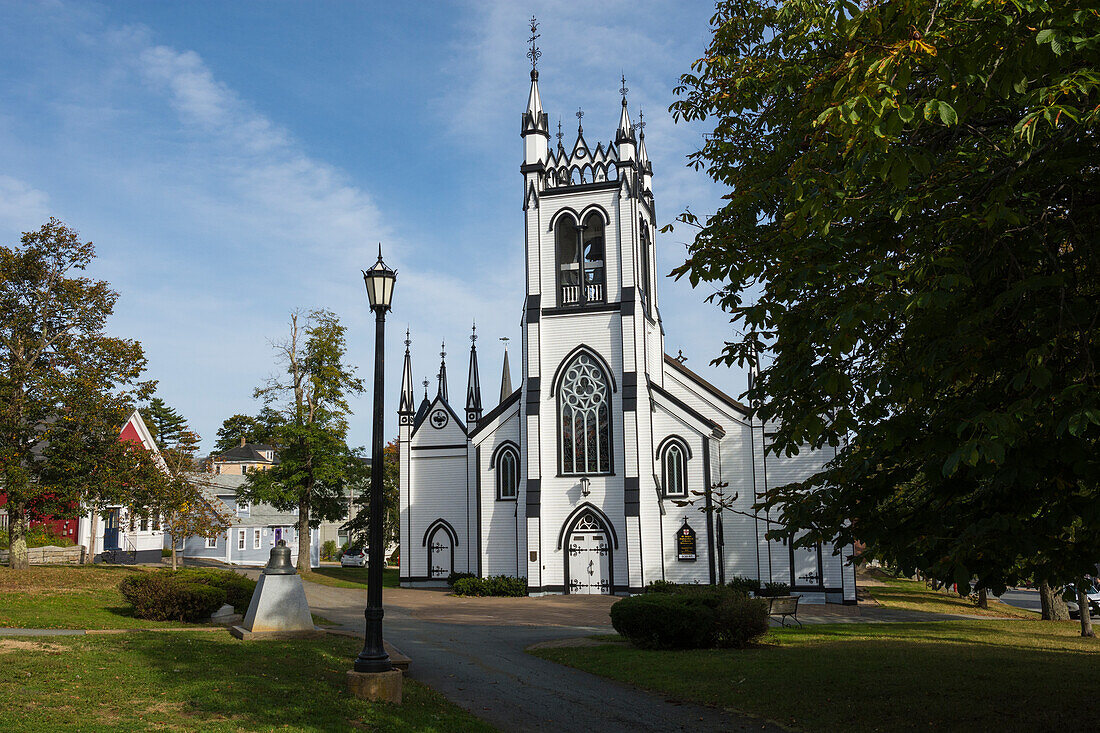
231,544 -> 318,641
347,668 -> 403,704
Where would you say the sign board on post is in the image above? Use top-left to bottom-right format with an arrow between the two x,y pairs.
676,521 -> 697,561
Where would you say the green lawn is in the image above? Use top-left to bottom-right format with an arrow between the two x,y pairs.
530,620 -> 1100,731
301,566 -> 400,590
0,566 -> 193,629
0,631 -> 493,732
862,574 -> 1039,619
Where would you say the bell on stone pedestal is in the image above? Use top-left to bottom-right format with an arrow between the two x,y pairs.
264,539 -> 297,575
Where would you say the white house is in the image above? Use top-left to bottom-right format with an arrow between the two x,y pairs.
397,60 -> 857,603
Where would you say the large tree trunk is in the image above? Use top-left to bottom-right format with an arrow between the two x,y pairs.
171,542 -> 178,571
1079,582 -> 1095,638
977,587 -> 988,609
298,496 -> 311,572
7,504 -> 29,570
1040,580 -> 1070,620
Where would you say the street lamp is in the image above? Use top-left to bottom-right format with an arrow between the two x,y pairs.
354,246 -> 395,675
580,476 -> 590,498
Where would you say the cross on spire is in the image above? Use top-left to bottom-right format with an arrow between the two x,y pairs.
422,378 -> 429,399
634,108 -> 646,134
470,321 -> 477,345
620,73 -> 629,100
576,107 -> 584,134
526,16 -> 541,71
440,341 -> 446,361
405,327 -> 411,350
556,119 -> 563,147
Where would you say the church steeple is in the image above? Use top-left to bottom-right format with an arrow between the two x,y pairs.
521,17 -> 549,164
437,342 -> 449,402
398,328 -> 414,415
499,337 -> 513,404
466,323 -> 482,424
616,74 -> 636,149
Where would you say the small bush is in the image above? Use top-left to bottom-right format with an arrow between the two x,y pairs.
727,575 -> 761,595
643,579 -> 681,594
611,588 -> 768,649
757,582 -> 791,598
119,573 -> 227,622
452,577 -> 488,596
447,571 -> 476,587
321,540 -> 339,561
173,568 -> 256,613
161,548 -> 172,558
451,575 -> 527,597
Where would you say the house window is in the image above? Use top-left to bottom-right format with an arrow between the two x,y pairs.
139,516 -> 148,532
253,528 -> 261,549
236,500 -> 249,515
206,536 -> 217,549
152,514 -> 159,531
559,352 -> 612,474
496,447 -> 519,500
238,529 -> 246,550
659,437 -> 690,497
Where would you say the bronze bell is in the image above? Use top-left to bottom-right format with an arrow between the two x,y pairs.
264,539 -> 296,575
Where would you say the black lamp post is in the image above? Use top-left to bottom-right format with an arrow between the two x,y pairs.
355,246 -> 396,674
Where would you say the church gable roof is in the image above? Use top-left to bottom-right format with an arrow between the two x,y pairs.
410,395 -> 468,442
469,388 -> 520,441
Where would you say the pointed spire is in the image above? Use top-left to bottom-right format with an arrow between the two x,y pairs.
499,337 -> 513,404
556,118 -> 565,151
466,323 -> 482,420
617,74 -> 636,145
636,108 -> 651,172
573,108 -> 589,157
522,16 -> 549,143
437,341 -> 448,402
398,328 -> 414,415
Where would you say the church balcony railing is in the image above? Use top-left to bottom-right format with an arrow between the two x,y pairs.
561,283 -> 604,305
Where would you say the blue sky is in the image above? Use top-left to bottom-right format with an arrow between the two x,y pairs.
0,0 -> 746,454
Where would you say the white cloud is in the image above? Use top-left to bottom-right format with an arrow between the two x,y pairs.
0,175 -> 50,235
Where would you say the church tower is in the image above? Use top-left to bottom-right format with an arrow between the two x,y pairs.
518,19 -> 665,594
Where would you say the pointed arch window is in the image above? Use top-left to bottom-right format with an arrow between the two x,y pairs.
559,353 -> 612,474
582,213 -> 605,303
639,217 -> 652,308
497,447 -> 519,500
556,211 -> 607,307
659,437 -> 689,497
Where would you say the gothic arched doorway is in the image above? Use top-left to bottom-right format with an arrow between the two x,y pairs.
564,511 -> 612,594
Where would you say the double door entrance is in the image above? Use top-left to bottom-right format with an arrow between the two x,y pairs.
566,513 -> 610,594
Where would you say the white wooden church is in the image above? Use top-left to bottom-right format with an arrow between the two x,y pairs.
396,53 -> 856,604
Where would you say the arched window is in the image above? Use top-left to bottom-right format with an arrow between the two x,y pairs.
560,353 -> 612,474
497,447 -> 518,500
639,218 -> 652,305
556,216 -> 581,305
662,442 -> 687,497
582,213 -> 605,303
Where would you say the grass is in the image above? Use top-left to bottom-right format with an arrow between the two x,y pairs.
862,574 -> 1039,619
531,620 -> 1099,731
0,631 -> 494,732
301,566 -> 400,590
0,565 -> 193,629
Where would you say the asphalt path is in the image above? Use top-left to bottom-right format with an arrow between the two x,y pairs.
996,588 -> 1042,613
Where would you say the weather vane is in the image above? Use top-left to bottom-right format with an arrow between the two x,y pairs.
620,73 -> 629,100
576,107 -> 584,133
500,336 -> 510,351
527,16 -> 541,70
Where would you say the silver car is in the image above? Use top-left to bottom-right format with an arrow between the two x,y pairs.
340,547 -> 367,567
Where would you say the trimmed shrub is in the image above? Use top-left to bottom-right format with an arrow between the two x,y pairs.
120,573 -> 227,622
611,588 -> 769,649
173,568 -> 256,613
451,575 -> 527,597
161,548 -> 172,558
727,575 -> 761,595
447,571 -> 476,587
452,577 -> 488,597
321,540 -> 339,561
757,582 -> 791,598
643,579 -> 681,594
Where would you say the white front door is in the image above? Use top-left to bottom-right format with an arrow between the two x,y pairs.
567,515 -> 610,594
791,539 -> 823,588
428,528 -> 452,580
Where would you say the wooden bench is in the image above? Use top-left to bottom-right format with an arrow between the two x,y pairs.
767,595 -> 801,628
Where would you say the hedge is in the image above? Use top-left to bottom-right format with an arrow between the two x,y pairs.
611,587 -> 769,649
119,569 -> 257,621
452,575 -> 527,597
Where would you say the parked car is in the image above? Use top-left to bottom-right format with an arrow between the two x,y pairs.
340,547 -> 367,567
1065,583 -> 1100,619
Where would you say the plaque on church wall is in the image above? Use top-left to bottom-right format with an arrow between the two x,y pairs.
676,521 -> 697,561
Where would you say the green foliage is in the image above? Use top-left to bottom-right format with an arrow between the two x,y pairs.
0,218 -> 156,568
0,525 -> 74,550
447,571 -> 476,586
670,1 -> 1100,590
213,407 -> 281,453
119,572 -> 227,622
344,438 -> 398,549
643,579 -> 681,593
321,539 -> 339,561
611,588 -> 769,649
171,568 -> 256,613
727,576 -> 762,595
756,582 -> 791,598
141,396 -> 188,447
240,310 -> 366,569
451,575 -> 527,597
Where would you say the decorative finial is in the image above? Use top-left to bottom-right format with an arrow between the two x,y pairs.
675,349 -> 687,364
440,341 -> 446,361
527,16 -> 541,72
500,336 -> 510,350
620,73 -> 629,101
377,242 -> 383,262
405,327 -> 411,350
576,107 -> 584,134
556,119 -> 563,147
471,322 -> 477,345
634,109 -> 646,135
423,378 -> 429,398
